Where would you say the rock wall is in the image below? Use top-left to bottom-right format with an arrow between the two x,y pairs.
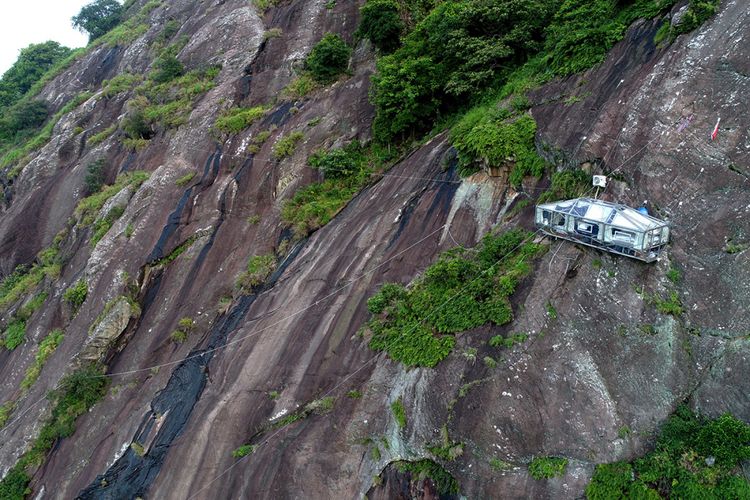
0,0 -> 748,498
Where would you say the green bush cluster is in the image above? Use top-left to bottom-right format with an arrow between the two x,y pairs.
102,73 -> 143,98
87,125 -> 117,146
666,0 -> 721,40
0,41 -> 71,109
366,230 -> 545,367
236,254 -> 276,291
528,456 -> 568,479
0,257 -> 58,313
84,159 -> 106,194
306,33 -> 351,83
451,106 -> 545,183
1,91 -> 92,171
586,406 -> 750,499
272,131 -> 304,159
649,290 -> 683,317
308,141 -> 366,179
232,444 -> 256,458
393,459 -> 460,495
72,0 -> 124,42
20,329 -> 64,391
214,106 -> 268,134
357,0 -> 403,53
63,279 -> 88,311
3,320 -> 27,350
391,398 -> 407,429
170,317 -> 195,343
489,332 -> 528,348
370,0 -> 556,142
281,142 -> 373,238
90,205 -> 126,247
537,169 -> 590,204
75,170 -> 149,226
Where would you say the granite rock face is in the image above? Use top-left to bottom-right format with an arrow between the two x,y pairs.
0,0 -> 748,498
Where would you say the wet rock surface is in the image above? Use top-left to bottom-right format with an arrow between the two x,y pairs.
0,0 -> 749,499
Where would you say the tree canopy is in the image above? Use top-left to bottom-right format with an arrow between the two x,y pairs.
0,41 -> 71,108
72,0 -> 124,41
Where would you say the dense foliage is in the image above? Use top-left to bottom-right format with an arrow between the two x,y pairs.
281,142 -> 374,237
366,229 -> 545,367
357,0 -> 403,53
367,0 -> 694,143
586,406 -> 750,498
451,105 -> 544,184
0,42 -> 71,108
393,459 -> 460,495
529,456 -> 568,479
306,33 -> 352,83
72,0 -> 124,41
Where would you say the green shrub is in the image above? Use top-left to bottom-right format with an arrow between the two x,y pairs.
666,266 -> 681,284
4,320 -> 26,350
367,230 -> 544,367
670,0 -> 721,39
87,125 -> 117,146
586,406 -> 750,499
272,131 -> 304,159
451,107 -> 544,183
282,73 -> 318,99
21,329 -> 64,391
0,401 -> 15,428
537,169 -> 590,204
0,463 -> 30,499
305,33 -> 351,83
75,171 -> 148,226
90,205 -> 126,247
391,398 -> 407,429
64,279 -> 88,311
236,254 -> 276,291
151,52 -> 184,83
175,172 -> 195,187
308,141 -> 367,179
357,0 -> 403,53
529,456 -> 568,479
347,390 -> 362,399
650,290 -> 683,316
252,0 -> 277,13
170,317 -> 195,344
232,444 -> 256,458
214,106 -> 268,134
84,159 -> 106,194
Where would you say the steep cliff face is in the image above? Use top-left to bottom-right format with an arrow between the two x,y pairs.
0,0 -> 748,499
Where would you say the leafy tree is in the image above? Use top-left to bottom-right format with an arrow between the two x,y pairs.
357,0 -> 403,53
306,33 -> 351,83
0,100 -> 49,145
72,0 -> 124,42
0,41 -> 71,108
370,0 -> 556,141
84,159 -> 106,194
151,53 -> 185,83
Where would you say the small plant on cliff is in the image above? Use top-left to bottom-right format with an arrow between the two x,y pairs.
214,106 -> 268,134
232,444 -> 256,458
170,317 -> 195,344
236,254 -> 276,291
64,279 -> 88,312
305,33 -> 351,83
529,456 -> 568,479
21,329 -> 64,391
271,131 -> 304,160
391,397 -> 407,429
3,320 -> 26,350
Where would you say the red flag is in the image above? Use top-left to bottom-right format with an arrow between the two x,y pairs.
711,117 -> 720,140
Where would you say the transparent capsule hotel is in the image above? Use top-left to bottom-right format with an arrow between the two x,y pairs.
535,197 -> 670,262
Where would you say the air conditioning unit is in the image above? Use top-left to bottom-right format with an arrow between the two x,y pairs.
592,175 -> 607,188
